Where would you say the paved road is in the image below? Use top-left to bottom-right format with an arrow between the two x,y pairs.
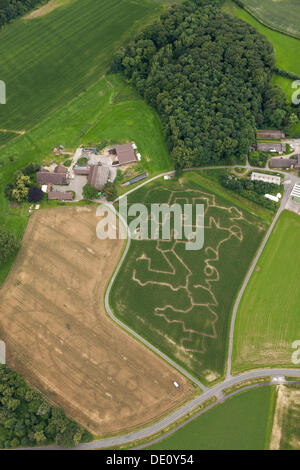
136,380 -> 300,450
20,370 -> 300,450
16,164 -> 300,450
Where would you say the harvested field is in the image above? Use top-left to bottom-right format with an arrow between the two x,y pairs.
0,206 -> 194,436
270,385 -> 300,450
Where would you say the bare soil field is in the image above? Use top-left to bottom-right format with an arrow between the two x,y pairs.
0,207 -> 194,436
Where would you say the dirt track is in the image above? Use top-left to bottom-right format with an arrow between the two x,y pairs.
0,206 -> 194,435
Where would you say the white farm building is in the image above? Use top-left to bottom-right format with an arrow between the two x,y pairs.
250,172 -> 281,185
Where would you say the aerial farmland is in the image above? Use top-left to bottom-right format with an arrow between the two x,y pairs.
0,0 -> 299,453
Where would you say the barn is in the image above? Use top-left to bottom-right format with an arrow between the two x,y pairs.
108,144 -> 137,165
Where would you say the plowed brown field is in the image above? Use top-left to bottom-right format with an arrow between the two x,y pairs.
0,206 -> 194,435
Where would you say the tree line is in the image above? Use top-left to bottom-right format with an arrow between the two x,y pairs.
221,173 -> 278,210
112,0 -> 294,169
0,0 -> 47,27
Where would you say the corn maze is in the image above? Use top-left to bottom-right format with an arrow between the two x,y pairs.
111,177 -> 267,384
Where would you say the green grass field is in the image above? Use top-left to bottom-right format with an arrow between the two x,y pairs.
0,131 -> 18,147
110,173 -> 267,384
147,386 -> 274,449
0,0 -> 160,131
238,0 -> 300,38
233,210 -> 300,373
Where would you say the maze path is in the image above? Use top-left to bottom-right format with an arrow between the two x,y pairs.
131,187 -> 260,356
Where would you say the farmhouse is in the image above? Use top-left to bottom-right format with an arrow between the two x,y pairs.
108,144 -> 137,165
48,191 -> 73,201
256,130 -> 285,139
250,172 -> 281,185
257,142 -> 286,153
37,168 -> 68,185
88,165 -> 110,190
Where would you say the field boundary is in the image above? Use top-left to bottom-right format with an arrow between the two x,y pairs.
232,0 -> 300,41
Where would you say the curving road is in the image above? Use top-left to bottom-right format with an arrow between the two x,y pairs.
20,369 -> 300,450
16,165 -> 300,450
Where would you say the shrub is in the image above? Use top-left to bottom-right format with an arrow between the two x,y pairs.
28,186 -> 44,203
77,157 -> 88,166
0,229 -> 20,264
82,183 -> 99,200
22,162 -> 40,176
103,182 -> 118,201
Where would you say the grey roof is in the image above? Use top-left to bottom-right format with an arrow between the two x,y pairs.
88,165 -> 110,189
257,142 -> 286,153
74,166 -> 91,175
269,158 -> 296,168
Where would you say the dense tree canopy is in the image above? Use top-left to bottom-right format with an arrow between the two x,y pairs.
0,0 -> 46,27
0,365 -> 92,448
113,0 -> 289,168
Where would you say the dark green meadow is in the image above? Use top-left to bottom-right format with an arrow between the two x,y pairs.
110,175 -> 267,384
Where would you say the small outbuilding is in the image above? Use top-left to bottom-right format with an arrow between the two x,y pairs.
48,191 -> 73,201
74,166 -> 91,176
250,172 -> 281,185
256,130 -> 285,139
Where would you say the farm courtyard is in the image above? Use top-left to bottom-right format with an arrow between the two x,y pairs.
0,206 -> 194,436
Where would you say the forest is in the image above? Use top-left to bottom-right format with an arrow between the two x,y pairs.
113,0 -> 291,168
0,365 -> 92,448
0,0 -> 45,26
